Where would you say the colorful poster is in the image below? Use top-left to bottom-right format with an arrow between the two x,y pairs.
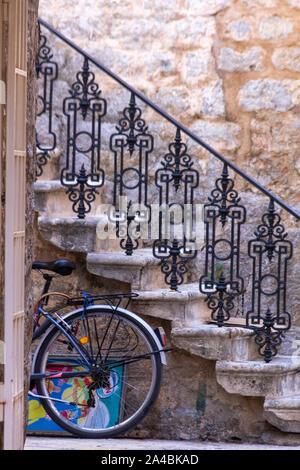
28,358 -> 124,434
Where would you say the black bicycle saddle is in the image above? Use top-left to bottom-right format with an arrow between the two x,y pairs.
32,259 -> 76,276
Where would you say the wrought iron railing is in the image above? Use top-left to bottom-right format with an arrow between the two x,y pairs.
35,18 -> 300,362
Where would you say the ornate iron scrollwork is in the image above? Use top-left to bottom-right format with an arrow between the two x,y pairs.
199,163 -> 246,325
35,21 -> 299,363
115,200 -> 139,256
110,93 -> 153,253
153,238 -> 194,291
61,57 -> 107,218
246,199 -> 293,362
153,128 -> 199,290
35,24 -> 58,178
155,128 -> 199,203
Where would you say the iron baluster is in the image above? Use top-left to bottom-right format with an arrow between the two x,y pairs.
205,272 -> 235,327
200,163 -> 246,325
153,128 -> 199,290
60,56 -> 107,218
64,164 -> 99,219
118,200 -> 139,256
35,24 -> 58,178
110,93 -> 153,254
246,198 -> 293,362
153,238 -> 195,291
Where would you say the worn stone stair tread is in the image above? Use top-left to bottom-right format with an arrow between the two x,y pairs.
38,215 -> 119,253
34,179 -> 65,192
217,356 -> 300,373
34,180 -> 78,217
130,282 -> 210,323
87,249 -> 160,267
39,215 -> 102,224
132,282 -> 205,300
264,395 -> 300,433
216,356 -> 300,398
87,249 -> 166,291
34,180 -> 102,217
172,324 -> 254,339
265,395 -> 300,408
171,324 -> 259,361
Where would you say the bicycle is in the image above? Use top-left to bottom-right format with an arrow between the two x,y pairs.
29,259 -> 171,438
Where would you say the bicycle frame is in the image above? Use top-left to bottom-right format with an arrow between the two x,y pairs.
30,273 -> 169,386
31,305 -> 93,376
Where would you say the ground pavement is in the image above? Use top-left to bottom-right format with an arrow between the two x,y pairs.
24,436 -> 300,451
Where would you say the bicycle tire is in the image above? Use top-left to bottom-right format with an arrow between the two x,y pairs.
33,306 -> 162,438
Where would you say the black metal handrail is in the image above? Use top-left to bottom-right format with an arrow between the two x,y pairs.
38,17 -> 300,221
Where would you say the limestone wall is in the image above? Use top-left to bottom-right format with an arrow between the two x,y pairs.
38,0 -> 300,208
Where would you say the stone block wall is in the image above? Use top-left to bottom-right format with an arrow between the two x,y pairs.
37,0 -> 300,210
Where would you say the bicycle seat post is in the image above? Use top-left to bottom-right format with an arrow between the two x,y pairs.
41,272 -> 54,301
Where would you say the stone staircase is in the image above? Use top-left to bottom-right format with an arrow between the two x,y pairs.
34,181 -> 300,434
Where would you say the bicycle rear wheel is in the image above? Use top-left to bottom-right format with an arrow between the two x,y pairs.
33,306 -> 162,438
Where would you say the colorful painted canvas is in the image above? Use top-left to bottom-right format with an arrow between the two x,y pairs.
28,358 -> 124,434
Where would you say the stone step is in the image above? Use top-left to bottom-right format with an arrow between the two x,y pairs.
35,147 -> 61,182
34,179 -> 111,217
131,283 -> 207,326
38,216 -> 201,291
171,324 -> 259,361
87,249 -> 166,291
34,180 -> 86,217
264,395 -> 300,433
38,216 -> 120,253
216,357 -> 300,399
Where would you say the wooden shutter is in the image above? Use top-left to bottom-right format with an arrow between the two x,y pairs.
0,0 -> 28,450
